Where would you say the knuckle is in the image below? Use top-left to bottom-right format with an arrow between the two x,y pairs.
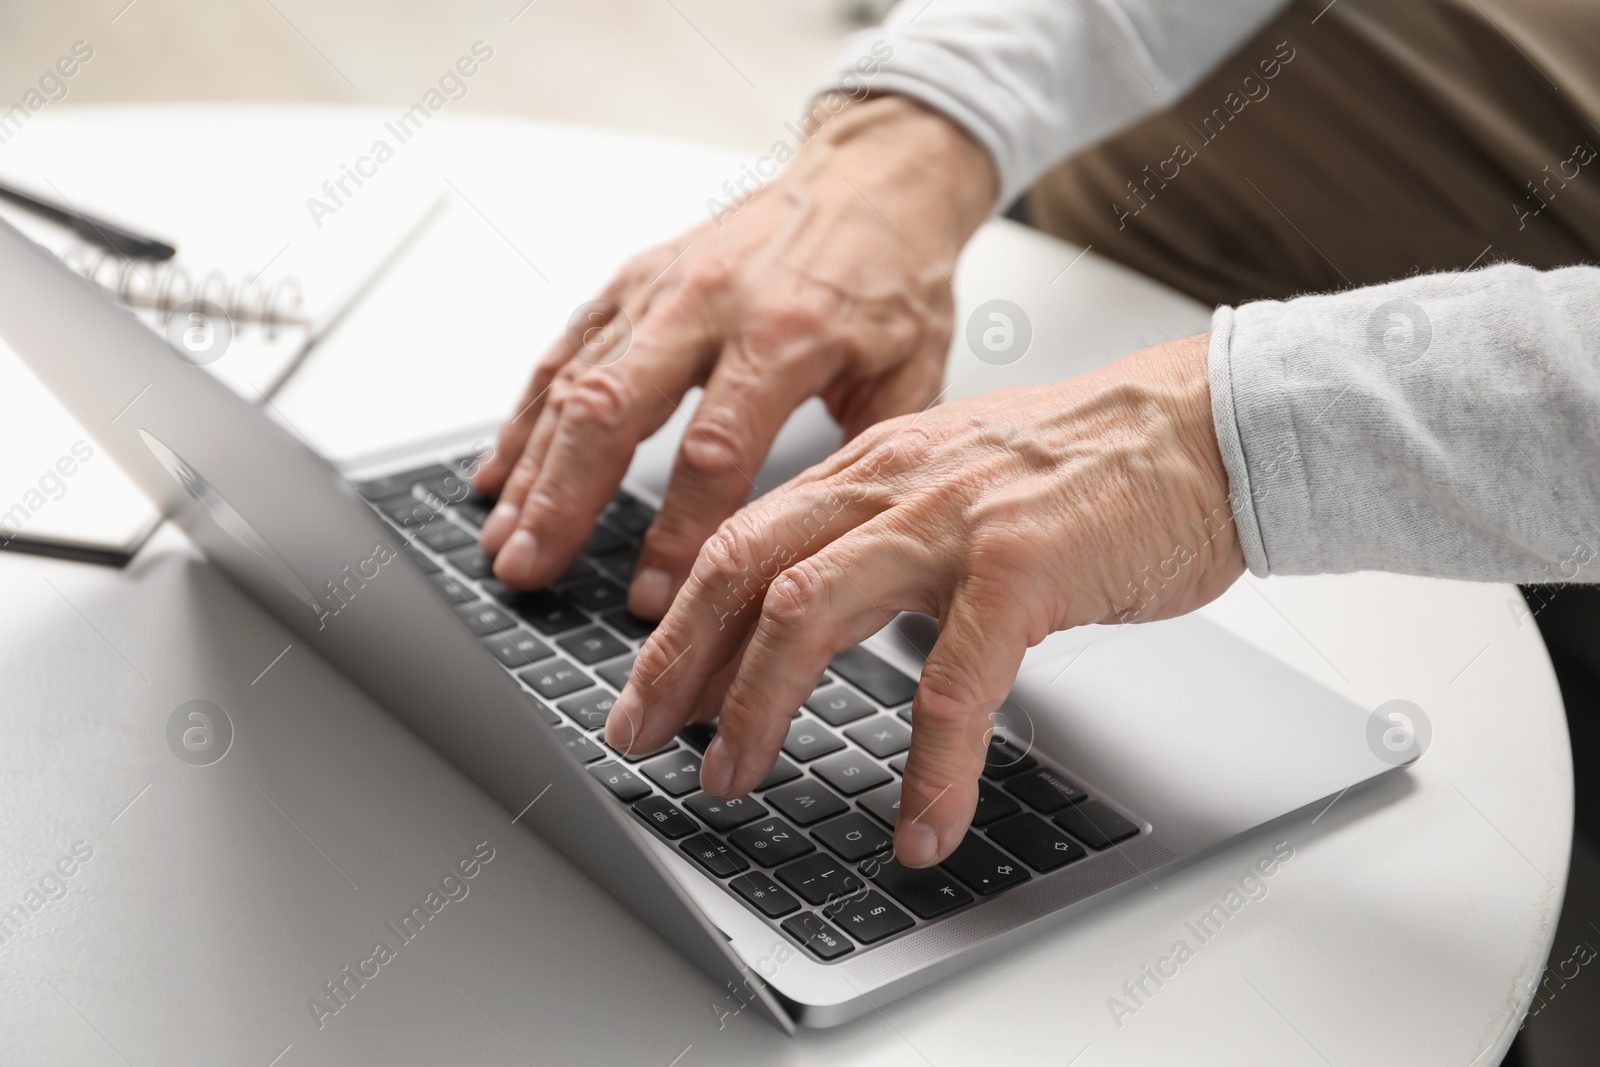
761,565 -> 824,635
856,421 -> 931,478
912,665 -> 987,731
746,295 -> 829,348
698,519 -> 757,585
679,416 -> 749,480
560,371 -> 631,432
678,256 -> 735,302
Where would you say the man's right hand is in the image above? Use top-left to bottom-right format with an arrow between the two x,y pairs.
472,93 -> 998,619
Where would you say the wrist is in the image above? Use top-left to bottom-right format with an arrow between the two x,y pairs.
1164,333 -> 1246,582
805,94 -> 998,251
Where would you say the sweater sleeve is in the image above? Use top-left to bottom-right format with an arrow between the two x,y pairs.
1211,263 -> 1600,582
814,0 -> 1294,206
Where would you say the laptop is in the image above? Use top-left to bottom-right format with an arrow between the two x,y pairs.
0,214 -> 1405,1031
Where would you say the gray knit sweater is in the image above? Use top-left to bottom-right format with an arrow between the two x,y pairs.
1212,264 -> 1600,580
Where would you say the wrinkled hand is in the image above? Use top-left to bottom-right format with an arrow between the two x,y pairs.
473,95 -> 997,618
604,336 -> 1245,866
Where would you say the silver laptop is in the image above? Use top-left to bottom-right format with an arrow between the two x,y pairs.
0,215 -> 1405,1031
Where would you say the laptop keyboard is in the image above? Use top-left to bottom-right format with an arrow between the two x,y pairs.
357,457 -> 1144,962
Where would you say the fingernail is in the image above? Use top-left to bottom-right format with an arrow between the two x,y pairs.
605,686 -> 641,752
480,502 -> 519,547
896,820 -> 939,868
494,529 -> 539,581
630,567 -> 674,619
699,736 -> 735,795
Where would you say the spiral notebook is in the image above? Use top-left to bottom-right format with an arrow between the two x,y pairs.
0,184 -> 446,564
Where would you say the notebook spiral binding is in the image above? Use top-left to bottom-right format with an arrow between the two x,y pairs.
59,244 -> 307,339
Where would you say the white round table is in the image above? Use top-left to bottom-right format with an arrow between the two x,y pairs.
0,106 -> 1569,1066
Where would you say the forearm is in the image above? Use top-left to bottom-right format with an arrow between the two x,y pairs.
815,0 -> 1294,206
1214,263 -> 1600,582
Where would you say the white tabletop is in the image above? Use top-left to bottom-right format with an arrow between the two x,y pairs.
0,106 -> 1569,1066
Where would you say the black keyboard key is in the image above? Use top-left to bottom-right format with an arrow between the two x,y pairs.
756,756 -> 801,791
558,689 -> 615,729
445,546 -> 494,579
679,723 -> 716,753
419,471 -> 474,504
640,752 -> 703,796
972,778 -> 1021,827
829,646 -> 917,707
763,777 -> 848,826
857,783 -> 902,828
985,813 -> 1086,871
558,625 -> 630,665
419,522 -> 474,552
730,872 -> 800,918
402,544 -> 440,574
942,833 -> 1031,894
603,493 -> 655,536
864,856 -> 972,919
1002,768 -> 1085,813
380,494 -> 444,526
804,685 -> 876,727
518,658 -> 593,700
783,720 -> 846,762
591,544 -> 641,582
812,813 -> 893,863
551,725 -> 605,763
607,737 -> 679,763
632,795 -> 698,839
564,577 -> 629,613
812,750 -> 893,796
482,629 -> 553,669
822,889 -> 913,945
588,760 -> 651,802
554,557 -> 600,586
455,601 -> 517,636
680,834 -> 748,878
602,609 -> 656,640
358,464 -> 449,501
844,716 -> 913,758
982,736 -> 1038,780
729,817 -> 815,867
1054,799 -> 1140,850
583,522 -> 629,557
523,691 -> 561,726
776,853 -> 864,906
429,572 -> 475,604
683,792 -> 767,832
481,583 -> 588,634
451,494 -> 493,529
781,912 -> 853,961
595,654 -> 636,692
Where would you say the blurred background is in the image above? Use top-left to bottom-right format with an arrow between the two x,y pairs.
0,0 -> 878,157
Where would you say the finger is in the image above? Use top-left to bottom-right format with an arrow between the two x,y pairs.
474,345 -> 571,502
491,302 -> 720,588
629,345 -> 836,619
480,362 -> 579,554
604,476 -> 889,756
895,588 -> 1029,867
687,630 -> 751,724
703,524 -> 944,798
475,246 -> 673,503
